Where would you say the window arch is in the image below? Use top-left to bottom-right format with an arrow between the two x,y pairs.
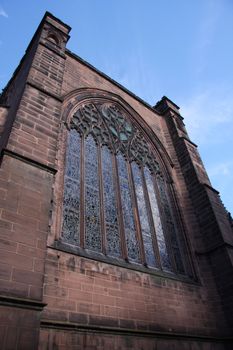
60,101 -> 187,275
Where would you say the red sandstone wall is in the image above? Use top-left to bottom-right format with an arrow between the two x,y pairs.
61,54 -> 200,255
40,248 -> 228,338
60,53 -> 215,264
6,83 -> 61,168
0,13 -> 69,350
0,19 -> 41,154
0,12 -> 232,350
62,54 -> 165,143
0,155 -> 53,301
0,306 -> 40,350
39,329 -> 228,350
52,52 -> 228,333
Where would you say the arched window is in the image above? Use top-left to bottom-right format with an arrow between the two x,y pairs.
61,101 -> 188,275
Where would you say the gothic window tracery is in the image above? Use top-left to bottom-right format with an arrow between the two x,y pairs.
61,101 -> 187,275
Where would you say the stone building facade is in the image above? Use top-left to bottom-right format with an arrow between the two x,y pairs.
0,12 -> 233,350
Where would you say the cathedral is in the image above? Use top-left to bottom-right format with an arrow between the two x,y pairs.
0,12 -> 233,349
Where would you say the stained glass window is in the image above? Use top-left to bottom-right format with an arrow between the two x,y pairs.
62,129 -> 81,244
144,167 -> 172,271
157,176 -> 185,274
102,146 -> 121,257
61,101 -> 189,277
84,135 -> 102,252
131,162 -> 157,267
117,154 -> 140,262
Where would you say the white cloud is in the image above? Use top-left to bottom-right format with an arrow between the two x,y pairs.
104,54 -> 159,105
0,6 -> 8,18
208,162 -> 233,178
207,160 -> 233,213
181,88 -> 233,213
181,88 -> 233,145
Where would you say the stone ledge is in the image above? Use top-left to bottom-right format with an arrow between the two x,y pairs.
0,295 -> 47,311
50,240 -> 198,286
3,149 -> 57,174
40,319 -> 233,343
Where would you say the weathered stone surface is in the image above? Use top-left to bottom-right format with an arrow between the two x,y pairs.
0,11 -> 232,350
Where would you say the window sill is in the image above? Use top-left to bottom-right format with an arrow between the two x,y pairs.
50,240 -> 198,285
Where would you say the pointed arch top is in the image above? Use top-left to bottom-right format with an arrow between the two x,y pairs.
61,87 -> 174,181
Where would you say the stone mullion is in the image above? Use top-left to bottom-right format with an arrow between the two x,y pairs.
141,168 -> 162,269
128,162 -> 146,265
79,135 -> 85,249
153,176 -> 178,274
98,144 -> 107,255
113,153 -> 128,261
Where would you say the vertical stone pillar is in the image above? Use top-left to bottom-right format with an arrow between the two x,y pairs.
0,13 -> 70,349
154,96 -> 233,332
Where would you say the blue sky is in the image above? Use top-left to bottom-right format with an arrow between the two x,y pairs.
0,0 -> 233,213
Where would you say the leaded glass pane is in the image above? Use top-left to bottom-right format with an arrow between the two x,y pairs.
85,135 -> 101,252
157,176 -> 185,274
102,146 -> 121,257
61,102 -> 188,277
62,129 -> 80,244
117,154 -> 140,262
144,167 -> 172,271
131,162 -> 156,267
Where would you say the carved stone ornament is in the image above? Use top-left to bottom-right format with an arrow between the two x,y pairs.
71,102 -> 160,173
